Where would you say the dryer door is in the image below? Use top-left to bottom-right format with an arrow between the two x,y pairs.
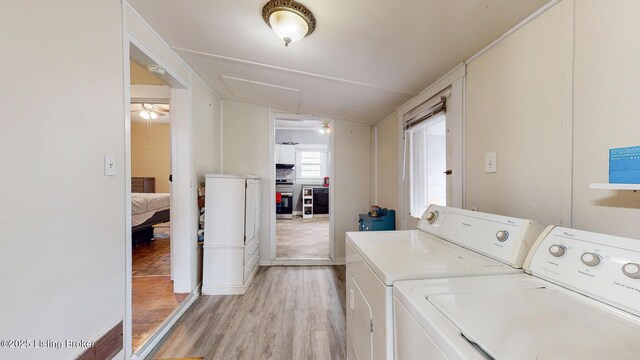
348,276 -> 373,360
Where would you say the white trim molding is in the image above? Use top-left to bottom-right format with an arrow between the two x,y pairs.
122,2 -> 201,358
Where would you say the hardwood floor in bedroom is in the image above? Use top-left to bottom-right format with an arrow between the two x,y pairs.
148,266 -> 346,360
133,227 -> 188,352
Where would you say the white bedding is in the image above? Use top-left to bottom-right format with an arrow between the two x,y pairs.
131,193 -> 170,214
131,193 -> 170,226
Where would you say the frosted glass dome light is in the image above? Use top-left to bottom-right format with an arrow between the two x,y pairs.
140,110 -> 151,120
269,10 -> 308,46
262,0 -> 316,47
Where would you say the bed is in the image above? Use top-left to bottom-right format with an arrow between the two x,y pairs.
131,177 -> 170,245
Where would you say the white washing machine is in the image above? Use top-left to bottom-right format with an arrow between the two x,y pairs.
346,205 -> 544,360
393,225 -> 640,360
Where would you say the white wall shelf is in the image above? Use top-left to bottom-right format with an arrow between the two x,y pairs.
590,183 -> 640,191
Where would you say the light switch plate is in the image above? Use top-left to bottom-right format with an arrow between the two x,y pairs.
485,152 -> 497,173
104,155 -> 116,176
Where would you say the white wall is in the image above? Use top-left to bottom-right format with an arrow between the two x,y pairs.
192,76 -> 222,184
222,100 -> 371,261
0,1 -> 125,359
571,0 -> 640,238
0,3 -> 225,359
465,0 -> 573,226
374,113 -> 400,220
375,0 -> 640,240
333,120 -> 372,260
221,101 -> 272,260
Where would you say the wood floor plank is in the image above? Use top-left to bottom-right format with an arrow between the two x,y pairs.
314,330 -> 332,360
148,266 -> 346,360
285,266 -> 306,310
276,217 -> 330,258
132,236 -> 189,352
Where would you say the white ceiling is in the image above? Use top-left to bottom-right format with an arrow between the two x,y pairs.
129,0 -> 549,124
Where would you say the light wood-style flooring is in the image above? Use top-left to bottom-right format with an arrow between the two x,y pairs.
149,266 -> 346,360
276,217 -> 330,259
133,228 -> 188,352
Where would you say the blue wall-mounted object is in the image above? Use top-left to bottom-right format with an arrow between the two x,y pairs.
359,208 -> 396,231
610,146 -> 640,184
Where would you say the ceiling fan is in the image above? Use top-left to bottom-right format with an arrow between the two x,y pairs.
130,103 -> 169,120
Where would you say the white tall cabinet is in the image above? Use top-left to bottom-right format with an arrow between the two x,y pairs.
202,174 -> 261,295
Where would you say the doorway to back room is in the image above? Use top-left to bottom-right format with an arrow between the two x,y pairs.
275,119 -> 331,259
128,59 -> 186,352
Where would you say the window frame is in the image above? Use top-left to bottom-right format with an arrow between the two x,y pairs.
295,144 -> 328,181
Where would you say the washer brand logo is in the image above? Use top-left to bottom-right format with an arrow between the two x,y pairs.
507,220 -> 515,224
564,232 -> 575,237
462,223 -> 472,227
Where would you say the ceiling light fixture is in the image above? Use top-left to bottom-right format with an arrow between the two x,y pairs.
262,0 -> 316,47
138,103 -> 160,120
146,64 -> 166,77
319,122 -> 330,134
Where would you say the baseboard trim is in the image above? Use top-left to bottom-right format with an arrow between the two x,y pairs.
267,258 -> 345,266
290,211 -> 329,218
201,265 -> 259,296
201,285 -> 245,295
133,289 -> 199,360
76,321 -> 123,360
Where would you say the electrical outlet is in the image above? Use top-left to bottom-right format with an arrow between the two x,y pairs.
485,152 -> 497,173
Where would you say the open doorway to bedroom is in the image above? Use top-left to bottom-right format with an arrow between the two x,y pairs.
274,118 -> 332,260
129,59 -> 187,352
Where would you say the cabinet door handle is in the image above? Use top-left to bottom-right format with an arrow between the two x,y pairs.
443,170 -> 452,175
350,289 -> 355,310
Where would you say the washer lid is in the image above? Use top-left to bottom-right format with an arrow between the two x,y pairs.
428,287 -> 640,360
347,230 -> 514,286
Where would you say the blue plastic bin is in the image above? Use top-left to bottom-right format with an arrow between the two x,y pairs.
358,208 -> 396,231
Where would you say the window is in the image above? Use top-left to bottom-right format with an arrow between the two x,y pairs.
409,114 -> 447,218
296,144 -> 328,179
300,151 -> 322,177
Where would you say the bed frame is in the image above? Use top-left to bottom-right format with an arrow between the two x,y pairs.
131,177 -> 170,246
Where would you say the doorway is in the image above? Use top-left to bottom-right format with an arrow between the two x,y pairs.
128,60 -> 187,352
124,38 -> 198,359
273,118 -> 333,260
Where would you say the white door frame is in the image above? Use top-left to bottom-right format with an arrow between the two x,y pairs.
123,27 -> 197,360
267,111 -> 336,265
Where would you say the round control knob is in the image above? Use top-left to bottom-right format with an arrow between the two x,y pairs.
622,263 -> 640,279
496,230 -> 509,242
581,252 -> 601,267
549,245 -> 567,257
425,211 -> 438,224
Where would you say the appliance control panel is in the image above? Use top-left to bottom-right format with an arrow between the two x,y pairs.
527,226 -> 640,316
417,205 -> 544,268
